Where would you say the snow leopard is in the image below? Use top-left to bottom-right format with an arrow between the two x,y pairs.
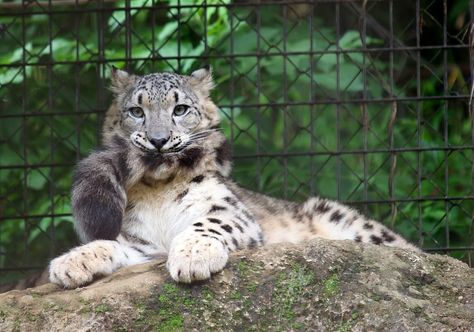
49,67 -> 419,288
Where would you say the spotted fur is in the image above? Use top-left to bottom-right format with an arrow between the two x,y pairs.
49,67 -> 418,288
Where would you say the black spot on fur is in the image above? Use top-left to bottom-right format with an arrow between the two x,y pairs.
121,232 -> 152,246
215,139 -> 232,165
174,91 -> 179,103
354,235 -> 362,242
363,222 -> 373,230
223,196 -> 238,206
190,175 -> 205,183
208,218 -> 222,224
235,223 -> 244,233
381,230 -> 396,242
131,246 -> 145,254
214,172 -> 226,184
195,229 -> 204,232
236,215 -> 249,227
209,205 -> 226,213
370,235 -> 383,245
178,147 -> 203,169
138,93 -> 143,105
314,200 -> 331,214
241,209 -> 254,221
232,238 -> 239,248
330,210 -> 344,223
193,222 -> 203,227
175,189 -> 189,202
208,229 -> 222,236
221,224 -> 233,233
125,202 -> 135,212
140,152 -> 166,171
248,238 -> 257,248
258,232 -> 264,244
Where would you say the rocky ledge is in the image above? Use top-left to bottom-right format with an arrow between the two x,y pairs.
0,239 -> 473,331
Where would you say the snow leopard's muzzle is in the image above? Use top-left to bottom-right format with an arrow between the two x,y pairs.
130,129 -> 217,154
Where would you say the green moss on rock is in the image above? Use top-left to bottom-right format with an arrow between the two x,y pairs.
272,264 -> 315,328
322,273 -> 340,298
94,303 -> 111,314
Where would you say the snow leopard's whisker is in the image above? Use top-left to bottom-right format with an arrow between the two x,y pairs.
165,141 -> 194,153
188,128 -> 221,139
187,135 -> 210,143
187,134 -> 208,141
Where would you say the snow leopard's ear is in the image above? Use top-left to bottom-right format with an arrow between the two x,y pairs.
110,66 -> 136,95
188,66 -> 214,97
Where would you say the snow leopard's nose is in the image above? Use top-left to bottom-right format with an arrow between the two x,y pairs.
149,137 -> 169,150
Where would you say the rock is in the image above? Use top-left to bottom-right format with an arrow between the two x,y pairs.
0,239 -> 473,331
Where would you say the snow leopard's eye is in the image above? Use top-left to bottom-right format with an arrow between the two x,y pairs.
173,104 -> 189,116
128,107 -> 144,119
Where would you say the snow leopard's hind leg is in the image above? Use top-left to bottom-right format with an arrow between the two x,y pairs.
295,197 -> 419,251
49,234 -> 162,288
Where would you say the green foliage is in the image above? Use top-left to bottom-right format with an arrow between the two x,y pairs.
0,0 -> 472,284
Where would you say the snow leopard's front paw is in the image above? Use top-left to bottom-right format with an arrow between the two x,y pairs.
49,241 -> 117,288
167,231 -> 229,283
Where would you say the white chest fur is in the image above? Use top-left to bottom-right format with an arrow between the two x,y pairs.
122,176 -> 232,252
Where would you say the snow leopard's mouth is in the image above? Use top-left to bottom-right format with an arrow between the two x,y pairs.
130,129 -> 219,154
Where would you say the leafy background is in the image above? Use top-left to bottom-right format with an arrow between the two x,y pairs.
0,0 -> 473,285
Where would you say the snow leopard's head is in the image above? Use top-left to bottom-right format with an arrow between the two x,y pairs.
102,67 -> 232,178
107,66 -> 220,153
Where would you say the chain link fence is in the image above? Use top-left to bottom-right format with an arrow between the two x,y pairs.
0,0 -> 473,287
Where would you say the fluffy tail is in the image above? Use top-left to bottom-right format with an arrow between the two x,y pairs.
297,197 -> 420,251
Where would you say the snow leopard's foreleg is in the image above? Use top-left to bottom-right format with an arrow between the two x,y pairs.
49,235 -> 161,288
72,135 -> 136,243
167,195 -> 264,283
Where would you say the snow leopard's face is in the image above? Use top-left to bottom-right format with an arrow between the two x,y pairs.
111,67 -> 219,154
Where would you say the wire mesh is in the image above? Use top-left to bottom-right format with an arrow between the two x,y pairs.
0,0 -> 473,286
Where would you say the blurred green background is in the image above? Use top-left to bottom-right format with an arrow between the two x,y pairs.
0,0 -> 473,285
